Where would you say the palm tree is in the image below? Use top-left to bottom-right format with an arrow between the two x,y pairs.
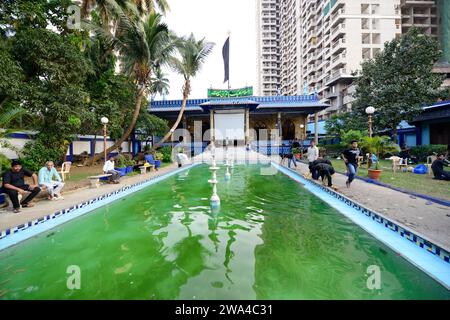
152,34 -> 214,150
132,0 -> 170,15
0,106 -> 26,139
88,11 -> 174,163
81,0 -> 169,22
150,67 -> 170,99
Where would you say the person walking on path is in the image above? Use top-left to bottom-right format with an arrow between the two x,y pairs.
307,140 -> 319,174
341,140 -> 361,188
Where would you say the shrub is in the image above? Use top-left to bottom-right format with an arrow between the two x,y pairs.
410,145 -> 447,162
21,139 -> 64,172
154,152 -> 163,161
160,146 -> 172,163
0,154 -> 11,176
115,154 -> 127,168
320,144 -> 346,158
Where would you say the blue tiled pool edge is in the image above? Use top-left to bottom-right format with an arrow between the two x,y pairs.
272,162 -> 450,290
0,164 -> 200,251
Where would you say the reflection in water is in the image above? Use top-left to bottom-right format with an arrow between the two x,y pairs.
0,165 -> 449,299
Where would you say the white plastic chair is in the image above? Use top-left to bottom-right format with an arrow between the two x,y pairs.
58,161 -> 72,181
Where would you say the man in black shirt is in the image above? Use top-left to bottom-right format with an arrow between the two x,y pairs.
341,140 -> 361,188
2,159 -> 41,213
312,162 -> 335,187
309,158 -> 332,180
431,153 -> 450,181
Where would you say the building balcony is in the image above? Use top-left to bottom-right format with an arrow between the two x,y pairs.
330,23 -> 345,41
331,37 -> 346,54
325,67 -> 352,85
330,51 -> 346,69
330,8 -> 345,28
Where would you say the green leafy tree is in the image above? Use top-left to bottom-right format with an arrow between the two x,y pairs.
10,28 -> 93,161
324,112 -> 366,138
153,34 -> 214,150
87,11 -> 174,163
352,28 -> 445,142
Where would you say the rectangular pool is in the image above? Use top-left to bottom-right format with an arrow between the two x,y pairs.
0,164 -> 449,299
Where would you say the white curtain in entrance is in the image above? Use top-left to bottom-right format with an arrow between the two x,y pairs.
214,113 -> 245,140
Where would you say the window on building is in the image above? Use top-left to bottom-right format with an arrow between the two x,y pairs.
361,18 -> 370,30
361,4 -> 370,14
362,48 -> 371,59
362,33 -> 371,44
372,18 -> 379,30
372,33 -> 380,44
371,4 -> 380,14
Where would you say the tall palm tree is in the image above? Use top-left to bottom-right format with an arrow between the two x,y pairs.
152,34 -> 214,150
88,11 -> 174,163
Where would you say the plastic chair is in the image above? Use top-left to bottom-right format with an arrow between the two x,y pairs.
58,161 -> 72,181
426,155 -> 437,176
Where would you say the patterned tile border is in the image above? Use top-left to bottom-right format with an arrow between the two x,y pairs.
274,162 -> 450,265
0,164 -> 200,247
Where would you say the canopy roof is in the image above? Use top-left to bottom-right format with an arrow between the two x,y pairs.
149,95 -> 330,114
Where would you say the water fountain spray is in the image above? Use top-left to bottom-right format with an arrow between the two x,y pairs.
208,143 -> 220,207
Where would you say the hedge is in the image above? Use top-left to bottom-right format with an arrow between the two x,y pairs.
410,145 -> 447,162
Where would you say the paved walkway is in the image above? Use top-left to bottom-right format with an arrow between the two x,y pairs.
0,163 -> 179,232
290,161 -> 450,250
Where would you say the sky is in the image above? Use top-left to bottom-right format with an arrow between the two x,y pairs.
160,0 -> 257,100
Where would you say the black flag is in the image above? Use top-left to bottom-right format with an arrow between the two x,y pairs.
222,36 -> 230,83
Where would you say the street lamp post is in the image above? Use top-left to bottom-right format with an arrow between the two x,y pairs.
365,107 -> 375,168
300,123 -> 305,159
101,117 -> 109,163
365,106 -> 375,138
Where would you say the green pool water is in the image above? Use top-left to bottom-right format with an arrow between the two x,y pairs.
0,164 -> 449,300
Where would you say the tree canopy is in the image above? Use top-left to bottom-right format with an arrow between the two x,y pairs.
351,28 -> 446,141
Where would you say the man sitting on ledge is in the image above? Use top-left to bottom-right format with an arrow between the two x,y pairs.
103,156 -> 120,184
2,159 -> 41,213
38,161 -> 65,201
431,153 -> 450,181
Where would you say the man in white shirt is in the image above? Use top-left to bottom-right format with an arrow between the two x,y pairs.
103,156 -> 120,184
307,140 -> 319,173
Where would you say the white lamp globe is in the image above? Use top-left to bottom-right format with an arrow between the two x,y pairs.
365,106 -> 375,115
300,124 -> 305,129
101,117 -> 109,124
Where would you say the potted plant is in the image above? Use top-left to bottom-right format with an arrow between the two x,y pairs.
361,136 -> 400,180
114,154 -> 127,177
292,147 -> 302,160
125,158 -> 135,174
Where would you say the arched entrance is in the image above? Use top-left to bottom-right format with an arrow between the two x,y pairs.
253,121 -> 268,142
282,119 -> 296,140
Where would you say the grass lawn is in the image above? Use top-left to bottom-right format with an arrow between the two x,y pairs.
330,159 -> 450,202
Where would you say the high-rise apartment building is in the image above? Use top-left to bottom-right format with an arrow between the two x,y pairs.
256,0 -> 402,119
299,0 -> 401,119
256,0 -> 449,120
401,0 -> 438,37
256,0 -> 281,96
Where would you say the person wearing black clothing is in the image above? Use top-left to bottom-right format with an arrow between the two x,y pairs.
399,143 -> 410,164
341,140 -> 361,188
315,162 -> 336,187
2,159 -> 41,213
431,154 -> 450,181
309,158 -> 332,180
